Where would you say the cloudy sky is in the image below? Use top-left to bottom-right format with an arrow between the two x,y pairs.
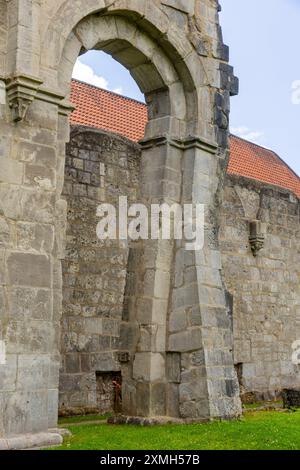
72,0 -> 300,175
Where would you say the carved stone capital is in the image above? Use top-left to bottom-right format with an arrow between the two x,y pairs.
249,237 -> 265,257
5,74 -> 43,122
5,75 -> 75,121
249,220 -> 266,257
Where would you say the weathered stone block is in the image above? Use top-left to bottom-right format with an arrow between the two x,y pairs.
166,352 -> 181,383
179,378 -> 208,402
17,355 -> 50,391
0,216 -> 12,247
24,164 -> 55,191
7,252 -> 51,288
8,287 -> 52,321
65,354 -> 80,373
21,189 -> 55,224
90,352 -> 120,372
48,389 -> 59,428
0,157 -> 23,185
166,383 -> 180,417
136,383 -> 150,416
162,0 -> 195,15
133,353 -> 165,382
169,309 -> 187,333
150,383 -> 166,416
169,328 -> 202,353
0,355 -> 17,392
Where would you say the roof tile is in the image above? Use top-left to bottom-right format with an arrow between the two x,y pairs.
70,79 -> 300,198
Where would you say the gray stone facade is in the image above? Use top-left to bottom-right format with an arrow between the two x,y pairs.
60,127 -> 140,414
0,0 -> 278,448
220,175 -> 300,402
60,126 -> 300,414
59,121 -> 243,420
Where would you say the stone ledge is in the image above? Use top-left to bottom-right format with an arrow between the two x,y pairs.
108,415 -> 208,426
0,431 -> 63,450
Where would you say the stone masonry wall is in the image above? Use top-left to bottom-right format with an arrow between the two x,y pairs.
219,175 -> 300,401
0,0 -> 242,443
60,126 -> 140,414
61,127 -> 300,412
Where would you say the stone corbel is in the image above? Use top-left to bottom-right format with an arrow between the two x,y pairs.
118,352 -> 130,363
249,220 -> 266,257
5,74 -> 43,122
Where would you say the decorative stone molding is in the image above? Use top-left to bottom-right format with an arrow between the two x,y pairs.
249,220 -> 266,257
5,74 -> 43,122
140,135 -> 218,154
58,100 -> 75,116
37,86 -> 75,116
5,76 -> 74,121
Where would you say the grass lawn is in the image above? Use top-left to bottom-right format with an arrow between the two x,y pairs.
58,414 -> 111,425
49,410 -> 300,450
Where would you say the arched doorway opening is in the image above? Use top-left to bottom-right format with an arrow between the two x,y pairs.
40,2 -> 240,423
56,11 -> 198,419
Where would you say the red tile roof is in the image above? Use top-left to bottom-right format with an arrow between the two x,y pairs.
70,79 -> 147,142
70,79 -> 300,198
229,135 -> 300,198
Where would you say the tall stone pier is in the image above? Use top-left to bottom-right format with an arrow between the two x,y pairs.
0,0 -> 241,448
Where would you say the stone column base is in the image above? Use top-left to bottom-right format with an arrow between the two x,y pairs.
0,431 -> 63,450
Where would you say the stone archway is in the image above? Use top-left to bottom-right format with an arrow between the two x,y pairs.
0,0 -> 241,448
55,10 -> 199,420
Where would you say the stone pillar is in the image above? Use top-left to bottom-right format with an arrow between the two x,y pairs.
120,137 -> 182,419
170,140 -> 241,419
0,79 -> 70,448
119,137 -> 242,422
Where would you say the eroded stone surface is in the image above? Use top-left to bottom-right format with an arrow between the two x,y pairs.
0,0 -> 243,441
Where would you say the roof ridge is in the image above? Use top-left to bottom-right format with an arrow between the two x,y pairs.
230,133 -> 274,153
71,78 -> 147,107
230,133 -> 300,180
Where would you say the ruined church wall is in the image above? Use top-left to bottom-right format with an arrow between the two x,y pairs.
60,126 -> 140,413
219,175 -> 300,401
0,0 -> 242,441
62,127 -> 300,411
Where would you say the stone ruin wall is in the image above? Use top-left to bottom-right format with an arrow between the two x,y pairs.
61,126 -> 300,413
2,0 -> 295,446
219,175 -> 300,402
60,127 -> 140,414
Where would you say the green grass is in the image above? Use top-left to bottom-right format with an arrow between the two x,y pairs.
242,400 -> 283,410
49,410 -> 300,450
58,414 -> 111,425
